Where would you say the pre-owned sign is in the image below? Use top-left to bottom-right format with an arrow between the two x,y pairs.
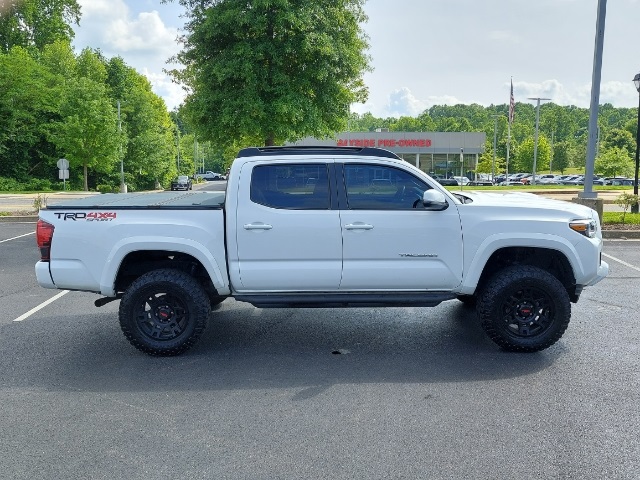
337,138 -> 432,148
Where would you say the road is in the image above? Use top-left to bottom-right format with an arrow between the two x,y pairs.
1,220 -> 639,479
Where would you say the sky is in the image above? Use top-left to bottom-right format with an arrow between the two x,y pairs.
71,0 -> 640,118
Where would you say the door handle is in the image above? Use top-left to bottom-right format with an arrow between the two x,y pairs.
244,223 -> 273,230
344,223 -> 374,230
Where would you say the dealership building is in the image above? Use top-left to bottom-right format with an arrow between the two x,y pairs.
290,131 -> 486,178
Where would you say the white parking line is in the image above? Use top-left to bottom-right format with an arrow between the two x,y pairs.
0,232 -> 34,244
603,253 -> 640,273
13,290 -> 69,322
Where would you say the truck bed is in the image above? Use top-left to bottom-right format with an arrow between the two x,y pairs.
46,191 -> 226,210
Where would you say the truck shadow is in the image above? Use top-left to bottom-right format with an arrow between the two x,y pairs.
1,299 -> 565,394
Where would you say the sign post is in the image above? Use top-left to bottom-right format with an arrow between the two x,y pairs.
57,158 -> 69,190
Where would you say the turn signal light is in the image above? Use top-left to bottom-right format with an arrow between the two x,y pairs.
569,219 -> 597,238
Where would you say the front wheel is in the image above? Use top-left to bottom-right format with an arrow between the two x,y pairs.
477,265 -> 571,352
119,269 -> 210,356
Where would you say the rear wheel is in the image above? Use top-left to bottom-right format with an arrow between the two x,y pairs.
119,269 -> 210,356
477,265 -> 570,352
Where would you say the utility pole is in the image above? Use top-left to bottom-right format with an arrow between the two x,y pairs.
550,131 -> 555,174
118,100 -> 127,193
528,97 -> 551,184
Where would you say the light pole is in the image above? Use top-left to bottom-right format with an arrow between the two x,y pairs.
117,100 -> 127,193
492,115 -> 499,182
528,97 -> 551,185
632,72 -> 640,213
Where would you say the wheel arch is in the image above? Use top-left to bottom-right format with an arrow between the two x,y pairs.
466,245 -> 579,302
99,238 -> 229,298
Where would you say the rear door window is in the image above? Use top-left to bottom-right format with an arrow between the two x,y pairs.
250,164 -> 330,209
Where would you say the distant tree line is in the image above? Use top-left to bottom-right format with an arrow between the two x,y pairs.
347,103 -> 638,178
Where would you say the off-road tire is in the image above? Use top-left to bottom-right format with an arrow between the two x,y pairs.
477,265 -> 571,352
119,268 -> 210,356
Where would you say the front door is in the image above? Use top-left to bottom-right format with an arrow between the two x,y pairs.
339,163 -> 463,291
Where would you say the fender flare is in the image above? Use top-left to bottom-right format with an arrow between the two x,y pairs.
98,236 -> 229,297
459,233 -> 584,295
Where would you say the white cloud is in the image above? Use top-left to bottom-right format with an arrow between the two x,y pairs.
513,79 -> 638,108
386,88 -> 427,117
144,70 -> 188,110
74,0 -> 185,108
105,11 -> 178,55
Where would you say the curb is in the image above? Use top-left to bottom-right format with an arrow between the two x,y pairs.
602,230 -> 640,239
0,215 -> 38,223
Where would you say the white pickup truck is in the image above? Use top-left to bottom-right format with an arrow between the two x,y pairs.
194,171 -> 225,181
35,146 -> 609,356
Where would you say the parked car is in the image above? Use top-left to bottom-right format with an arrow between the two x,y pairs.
431,175 -> 458,187
606,177 -> 635,186
171,175 -> 192,191
195,171 -> 225,181
452,176 -> 470,186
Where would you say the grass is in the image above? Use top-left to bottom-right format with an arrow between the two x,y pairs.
602,212 -> 640,225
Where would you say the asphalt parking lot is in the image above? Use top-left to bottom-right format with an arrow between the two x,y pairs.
1,221 -> 639,479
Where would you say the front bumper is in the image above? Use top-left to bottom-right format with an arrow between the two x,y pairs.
588,260 -> 609,286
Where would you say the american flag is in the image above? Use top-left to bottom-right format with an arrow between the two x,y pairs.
508,79 -> 515,124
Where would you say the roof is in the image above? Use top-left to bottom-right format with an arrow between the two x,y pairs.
237,146 -> 400,160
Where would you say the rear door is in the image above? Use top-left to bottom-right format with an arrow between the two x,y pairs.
338,163 -> 463,291
233,160 -> 342,292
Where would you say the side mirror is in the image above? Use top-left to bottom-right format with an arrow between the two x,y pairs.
422,190 -> 449,210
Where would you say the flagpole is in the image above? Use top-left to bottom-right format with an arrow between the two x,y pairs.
506,121 -> 511,181
506,78 -> 515,181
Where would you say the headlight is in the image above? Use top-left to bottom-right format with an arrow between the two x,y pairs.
569,219 -> 597,238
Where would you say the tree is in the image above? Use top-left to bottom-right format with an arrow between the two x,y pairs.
0,0 -> 80,53
173,0 -> 371,147
50,77 -> 120,190
601,128 -> 636,157
551,141 -> 572,173
0,46 -> 62,179
595,146 -> 634,178
104,58 -> 177,190
513,136 -> 551,173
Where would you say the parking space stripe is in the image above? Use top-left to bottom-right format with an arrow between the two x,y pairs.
0,232 -> 34,244
13,290 -> 69,322
603,252 -> 640,273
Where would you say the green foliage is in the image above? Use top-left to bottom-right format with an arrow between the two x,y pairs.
0,46 -> 63,179
595,147 -> 634,178
551,141 -> 572,173
175,0 -> 371,147
614,192 -> 640,224
32,193 -> 48,211
601,128 -> 636,156
49,76 -> 120,190
603,212 -> 640,225
513,136 -> 551,173
0,0 -> 81,53
0,177 -> 22,191
96,184 -> 119,194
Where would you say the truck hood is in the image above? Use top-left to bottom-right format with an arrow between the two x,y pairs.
454,191 -> 596,219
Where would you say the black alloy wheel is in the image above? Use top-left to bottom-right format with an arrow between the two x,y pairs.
119,269 -> 210,356
477,265 -> 571,352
